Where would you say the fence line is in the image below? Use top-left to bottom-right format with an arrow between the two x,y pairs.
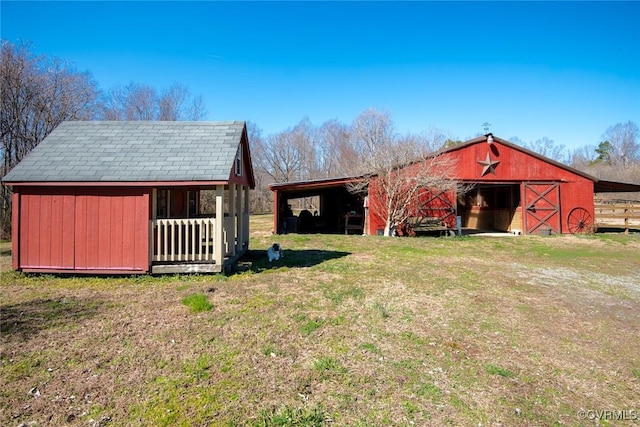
594,203 -> 640,234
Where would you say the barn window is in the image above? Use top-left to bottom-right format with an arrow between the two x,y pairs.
235,146 -> 242,176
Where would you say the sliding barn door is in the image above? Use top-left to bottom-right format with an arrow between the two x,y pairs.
17,187 -> 149,272
523,182 -> 560,234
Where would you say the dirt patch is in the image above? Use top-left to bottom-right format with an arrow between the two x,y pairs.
512,262 -> 640,297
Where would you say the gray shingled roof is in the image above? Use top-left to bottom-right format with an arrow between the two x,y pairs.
2,121 -> 247,183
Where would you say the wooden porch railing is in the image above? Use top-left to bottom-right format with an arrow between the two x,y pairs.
594,202 -> 640,234
150,218 -> 219,262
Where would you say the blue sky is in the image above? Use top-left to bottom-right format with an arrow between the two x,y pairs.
2,1 -> 639,150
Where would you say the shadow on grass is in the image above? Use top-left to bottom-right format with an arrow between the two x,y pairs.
0,297 -> 104,343
596,226 -> 640,234
235,249 -> 351,273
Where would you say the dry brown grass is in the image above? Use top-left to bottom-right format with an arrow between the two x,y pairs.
1,221 -> 639,426
0,241 -> 12,272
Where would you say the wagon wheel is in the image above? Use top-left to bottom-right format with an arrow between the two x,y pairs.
567,207 -> 593,234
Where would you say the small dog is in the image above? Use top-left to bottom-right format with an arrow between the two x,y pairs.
267,243 -> 284,262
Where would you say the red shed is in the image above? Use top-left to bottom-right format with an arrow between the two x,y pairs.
271,134 -> 639,236
2,121 -> 255,274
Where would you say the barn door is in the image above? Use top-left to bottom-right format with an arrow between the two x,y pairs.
523,182 -> 560,234
417,189 -> 456,226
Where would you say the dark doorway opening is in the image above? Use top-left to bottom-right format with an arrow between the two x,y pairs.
457,184 -> 522,232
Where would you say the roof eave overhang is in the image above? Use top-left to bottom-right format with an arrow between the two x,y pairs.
269,176 -> 367,193
3,180 -> 231,187
594,180 -> 640,193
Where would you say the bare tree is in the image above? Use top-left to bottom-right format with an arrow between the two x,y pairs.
99,81 -> 205,121
100,82 -> 156,120
347,108 -> 467,236
158,83 -> 186,120
292,117 -> 319,180
252,118 -> 317,183
1,40 -> 99,238
570,144 -> 598,169
317,118 -> 356,178
511,135 -> 570,164
254,130 -> 301,183
245,121 -> 272,213
123,82 -> 158,120
601,121 -> 639,166
98,84 -> 127,120
350,108 -> 396,175
412,126 -> 453,152
525,136 -> 570,164
158,83 -> 206,121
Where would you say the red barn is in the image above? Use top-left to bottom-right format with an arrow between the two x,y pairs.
271,134 -> 639,236
2,121 -> 255,274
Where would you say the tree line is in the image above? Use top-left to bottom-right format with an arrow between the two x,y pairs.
1,40 -> 639,237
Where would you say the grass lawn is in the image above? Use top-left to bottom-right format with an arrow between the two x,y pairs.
1,215 -> 639,426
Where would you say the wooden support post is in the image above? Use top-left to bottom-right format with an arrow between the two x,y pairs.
228,183 -> 236,257
215,185 -> 224,266
244,185 -> 250,248
235,184 -> 243,253
149,189 -> 157,265
273,190 -> 280,234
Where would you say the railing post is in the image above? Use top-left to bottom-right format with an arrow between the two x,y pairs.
161,220 -> 166,262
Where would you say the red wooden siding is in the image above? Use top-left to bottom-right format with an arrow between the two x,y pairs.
366,179 -> 387,234
18,188 -> 75,270
556,179 -> 594,233
16,187 -> 150,273
444,142 -> 588,183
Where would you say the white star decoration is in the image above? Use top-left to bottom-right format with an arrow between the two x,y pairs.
477,153 -> 500,176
